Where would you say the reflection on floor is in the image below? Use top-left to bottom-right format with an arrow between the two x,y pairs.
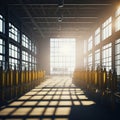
0,76 -> 119,120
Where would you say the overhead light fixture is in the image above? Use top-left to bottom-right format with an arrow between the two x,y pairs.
57,0 -> 64,8
58,16 -> 62,22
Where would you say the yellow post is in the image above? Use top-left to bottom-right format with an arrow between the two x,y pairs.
0,66 -> 4,88
94,70 -> 98,87
112,69 -> 117,92
10,69 -> 13,87
103,68 -> 107,90
108,70 -> 112,90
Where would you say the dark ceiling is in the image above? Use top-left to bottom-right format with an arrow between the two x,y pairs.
7,0 -> 116,39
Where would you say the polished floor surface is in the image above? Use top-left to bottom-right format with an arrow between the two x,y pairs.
0,76 -> 119,120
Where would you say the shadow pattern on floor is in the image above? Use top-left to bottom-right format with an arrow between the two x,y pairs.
0,76 -> 120,120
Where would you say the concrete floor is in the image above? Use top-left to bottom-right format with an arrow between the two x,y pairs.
0,76 -> 119,120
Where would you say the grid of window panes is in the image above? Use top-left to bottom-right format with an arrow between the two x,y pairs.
9,23 -> 20,42
88,36 -> 93,51
29,54 -> 32,70
32,56 -> 36,70
50,38 -> 76,75
102,43 -> 112,71
0,38 -> 5,68
22,50 -> 29,70
102,17 -> 112,40
22,34 -> 29,48
0,14 -> 5,33
9,44 -> 20,69
95,49 -> 100,69
88,54 -> 92,69
95,27 -> 100,45
32,43 -> 37,54
21,34 -> 37,70
115,39 -> 120,75
84,40 -> 87,54
115,7 -> 120,32
35,45 -> 37,54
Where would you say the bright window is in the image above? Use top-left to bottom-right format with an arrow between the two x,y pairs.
9,44 -> 20,69
22,51 -> 29,70
0,14 -> 5,33
50,38 -> 76,75
88,36 -> 92,51
0,38 -> 5,68
102,43 -> 112,71
32,56 -> 36,70
115,7 -> 120,32
32,43 -> 35,52
22,34 -> 29,48
102,17 -> 112,40
31,42 -> 37,54
88,53 -> 92,69
95,49 -> 100,69
84,40 -> 87,54
0,38 -> 5,54
115,39 -> 120,75
9,44 -> 20,59
9,23 -> 20,42
22,51 -> 28,62
95,27 -> 100,45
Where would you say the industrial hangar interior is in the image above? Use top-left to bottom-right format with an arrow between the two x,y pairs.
0,0 -> 120,120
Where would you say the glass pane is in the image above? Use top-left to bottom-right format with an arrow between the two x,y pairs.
50,38 -> 76,75
102,43 -> 112,71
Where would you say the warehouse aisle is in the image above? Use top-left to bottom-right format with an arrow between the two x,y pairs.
0,76 -> 119,120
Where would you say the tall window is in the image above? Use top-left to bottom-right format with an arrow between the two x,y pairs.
115,39 -> 120,75
115,7 -> 120,32
29,54 -> 32,70
35,45 -> 37,54
22,35 -> 36,70
95,27 -> 100,45
88,36 -> 93,51
22,34 -> 29,48
50,38 -> 76,75
95,49 -> 100,69
0,38 -> 5,68
9,23 -> 20,42
102,17 -> 112,40
9,44 -> 20,69
22,50 -> 29,70
32,43 -> 35,53
31,56 -> 36,70
88,53 -> 92,69
84,40 -> 87,54
102,43 -> 112,71
0,14 -> 5,33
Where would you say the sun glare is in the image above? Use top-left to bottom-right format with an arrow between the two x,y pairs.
50,38 -> 76,75
59,44 -> 72,56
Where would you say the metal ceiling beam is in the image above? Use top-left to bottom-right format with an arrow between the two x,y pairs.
18,1 -> 44,38
32,27 -> 90,31
22,16 -> 98,19
13,7 -> 109,10
8,4 -> 111,6
24,21 -> 94,24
